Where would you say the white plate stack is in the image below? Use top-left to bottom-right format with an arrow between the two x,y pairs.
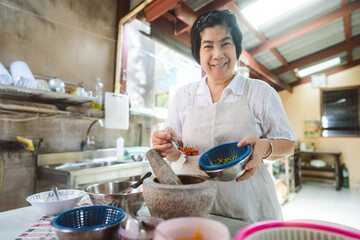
0,61 -> 13,85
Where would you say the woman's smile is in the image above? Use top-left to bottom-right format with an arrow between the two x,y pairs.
211,61 -> 228,68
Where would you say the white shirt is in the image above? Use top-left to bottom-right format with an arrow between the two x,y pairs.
165,72 -> 296,142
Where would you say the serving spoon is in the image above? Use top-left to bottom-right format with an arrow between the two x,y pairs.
119,171 -> 152,194
51,185 -> 60,201
169,138 -> 198,156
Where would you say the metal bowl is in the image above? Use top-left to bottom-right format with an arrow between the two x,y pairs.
199,143 -> 252,181
84,181 -> 144,214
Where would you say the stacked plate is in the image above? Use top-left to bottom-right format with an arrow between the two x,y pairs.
310,159 -> 327,168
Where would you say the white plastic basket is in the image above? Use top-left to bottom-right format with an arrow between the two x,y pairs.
235,221 -> 360,240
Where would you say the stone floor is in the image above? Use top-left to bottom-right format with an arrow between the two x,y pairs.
281,181 -> 360,230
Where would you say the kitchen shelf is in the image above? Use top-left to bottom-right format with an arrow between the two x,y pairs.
295,150 -> 342,190
265,156 -> 296,204
0,84 -> 94,110
301,166 -> 335,171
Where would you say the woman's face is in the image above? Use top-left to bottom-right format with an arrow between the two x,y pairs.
199,25 -> 237,82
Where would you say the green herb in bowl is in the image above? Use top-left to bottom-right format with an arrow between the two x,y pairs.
213,156 -> 238,166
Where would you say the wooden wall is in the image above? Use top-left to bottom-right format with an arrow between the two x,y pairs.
0,0 -> 165,211
0,0 -> 117,92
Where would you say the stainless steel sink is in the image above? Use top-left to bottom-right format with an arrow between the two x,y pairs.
37,147 -> 152,191
53,160 -> 126,171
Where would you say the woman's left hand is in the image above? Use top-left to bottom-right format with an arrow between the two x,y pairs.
235,135 -> 272,182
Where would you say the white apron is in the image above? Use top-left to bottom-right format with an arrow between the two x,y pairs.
179,79 -> 283,223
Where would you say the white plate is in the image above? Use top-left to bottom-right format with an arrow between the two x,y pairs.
36,79 -> 51,91
310,159 -> 326,168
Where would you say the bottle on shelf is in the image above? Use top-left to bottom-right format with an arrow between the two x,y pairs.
116,136 -> 124,161
92,77 -> 104,110
309,140 -> 315,151
342,165 -> 349,188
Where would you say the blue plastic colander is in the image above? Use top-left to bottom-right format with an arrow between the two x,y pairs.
52,205 -> 125,231
199,142 -> 251,171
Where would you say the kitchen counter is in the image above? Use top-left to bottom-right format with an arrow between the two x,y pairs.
37,147 -> 153,191
0,204 -> 250,240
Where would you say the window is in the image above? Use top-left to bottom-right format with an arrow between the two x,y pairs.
124,19 -> 201,119
321,87 -> 360,137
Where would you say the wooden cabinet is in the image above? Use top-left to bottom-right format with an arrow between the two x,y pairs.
295,150 -> 341,190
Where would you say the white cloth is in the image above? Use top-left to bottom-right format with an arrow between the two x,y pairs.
165,72 -> 296,142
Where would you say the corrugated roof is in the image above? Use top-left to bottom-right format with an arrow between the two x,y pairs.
351,9 -> 360,37
143,0 -> 360,91
275,18 -> 345,63
254,50 -> 283,70
257,0 -> 342,39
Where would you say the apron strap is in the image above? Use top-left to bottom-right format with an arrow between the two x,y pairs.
242,76 -> 251,101
189,81 -> 201,108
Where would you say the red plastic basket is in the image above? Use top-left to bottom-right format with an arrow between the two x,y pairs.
235,221 -> 360,240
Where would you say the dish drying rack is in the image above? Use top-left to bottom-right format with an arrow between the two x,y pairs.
0,84 -> 94,110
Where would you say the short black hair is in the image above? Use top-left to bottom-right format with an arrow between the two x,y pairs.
190,9 -> 243,64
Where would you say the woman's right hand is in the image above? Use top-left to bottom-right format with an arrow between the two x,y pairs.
151,127 -> 180,159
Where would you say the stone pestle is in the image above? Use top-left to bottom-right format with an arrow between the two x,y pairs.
146,149 -> 183,185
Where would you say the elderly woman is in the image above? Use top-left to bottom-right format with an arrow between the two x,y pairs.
151,9 -> 296,222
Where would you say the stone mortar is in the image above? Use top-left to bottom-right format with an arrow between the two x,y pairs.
143,175 -> 217,220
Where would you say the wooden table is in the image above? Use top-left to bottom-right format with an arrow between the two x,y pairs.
295,150 -> 342,190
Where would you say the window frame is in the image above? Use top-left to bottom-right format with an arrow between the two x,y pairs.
320,85 -> 360,138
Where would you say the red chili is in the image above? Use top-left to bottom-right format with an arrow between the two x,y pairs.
180,146 -> 199,155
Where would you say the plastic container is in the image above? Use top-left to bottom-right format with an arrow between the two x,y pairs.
117,136 -> 124,161
92,77 -> 103,110
153,217 -> 230,240
235,220 -> 360,240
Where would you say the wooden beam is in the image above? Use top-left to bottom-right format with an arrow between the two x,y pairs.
242,51 -> 292,92
227,3 -> 288,67
116,0 -> 130,92
175,20 -> 191,35
163,12 -> 177,23
342,0 -> 352,62
175,2 -> 196,35
248,1 -> 360,56
274,37 -> 360,75
325,58 -> 360,75
144,0 -> 180,22
290,58 -> 360,87
151,17 -> 191,47
196,0 -> 237,15
176,2 -> 197,25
